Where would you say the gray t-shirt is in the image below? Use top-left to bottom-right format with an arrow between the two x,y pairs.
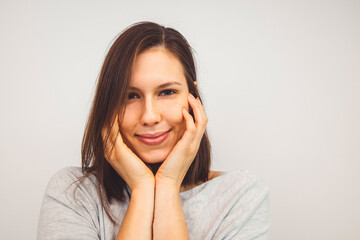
37,167 -> 270,239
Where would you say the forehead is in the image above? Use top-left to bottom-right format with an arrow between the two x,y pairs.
130,47 -> 187,87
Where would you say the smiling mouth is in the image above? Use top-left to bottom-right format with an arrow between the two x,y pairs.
135,130 -> 171,145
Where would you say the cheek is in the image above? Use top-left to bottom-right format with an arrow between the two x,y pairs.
161,96 -> 188,126
119,107 -> 137,134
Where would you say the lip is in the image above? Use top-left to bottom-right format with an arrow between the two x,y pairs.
135,130 -> 171,145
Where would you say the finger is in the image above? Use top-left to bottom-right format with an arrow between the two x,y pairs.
188,94 -> 208,139
109,115 -> 127,146
181,108 -> 197,142
102,115 -> 122,156
188,94 -> 206,126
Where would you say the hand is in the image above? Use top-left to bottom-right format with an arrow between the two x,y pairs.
155,93 -> 208,189
102,115 -> 155,191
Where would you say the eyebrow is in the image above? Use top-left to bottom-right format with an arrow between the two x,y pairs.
128,81 -> 182,90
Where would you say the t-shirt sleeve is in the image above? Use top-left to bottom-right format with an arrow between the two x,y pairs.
37,167 -> 101,240
213,172 -> 270,240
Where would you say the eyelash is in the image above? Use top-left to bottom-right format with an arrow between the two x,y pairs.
127,89 -> 177,99
128,92 -> 140,99
159,89 -> 177,96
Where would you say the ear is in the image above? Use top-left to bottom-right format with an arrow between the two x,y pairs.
194,81 -> 198,90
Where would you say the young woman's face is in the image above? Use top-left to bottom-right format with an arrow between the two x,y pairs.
120,47 -> 189,164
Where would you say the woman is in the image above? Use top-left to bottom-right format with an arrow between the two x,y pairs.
37,21 -> 270,240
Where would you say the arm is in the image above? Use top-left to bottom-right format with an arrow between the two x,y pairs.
103,116 -> 155,240
153,94 -> 207,239
153,183 -> 189,239
116,184 -> 154,240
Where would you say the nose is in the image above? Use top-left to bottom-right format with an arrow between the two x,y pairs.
140,97 -> 161,126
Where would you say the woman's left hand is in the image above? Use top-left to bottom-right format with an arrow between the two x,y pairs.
155,93 -> 208,189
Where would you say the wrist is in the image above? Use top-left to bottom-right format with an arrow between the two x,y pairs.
130,180 -> 155,193
155,179 -> 181,193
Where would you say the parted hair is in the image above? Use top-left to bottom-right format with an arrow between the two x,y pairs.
80,21 -> 211,223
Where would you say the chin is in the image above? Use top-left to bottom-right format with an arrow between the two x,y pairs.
138,150 -> 170,164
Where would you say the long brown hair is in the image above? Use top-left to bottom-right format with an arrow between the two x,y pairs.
81,21 -> 211,223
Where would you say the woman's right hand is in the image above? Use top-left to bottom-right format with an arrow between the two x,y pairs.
102,115 -> 155,191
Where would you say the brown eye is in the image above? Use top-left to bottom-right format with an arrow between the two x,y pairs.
159,89 -> 177,96
128,92 -> 140,99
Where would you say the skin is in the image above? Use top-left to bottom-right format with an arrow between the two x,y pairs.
102,47 -> 220,239
120,47 -> 189,165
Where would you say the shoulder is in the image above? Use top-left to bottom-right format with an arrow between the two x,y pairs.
181,170 -> 270,238
47,166 -> 84,184
42,166 -> 100,211
183,169 -> 269,201
209,169 -> 269,194
218,169 -> 270,210
48,166 -> 88,182
208,170 -> 222,180
45,167 -> 97,195
212,169 -> 270,239
38,167 -> 102,239
203,169 -> 270,222
223,169 -> 270,207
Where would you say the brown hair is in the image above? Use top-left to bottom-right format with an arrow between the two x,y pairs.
81,21 -> 211,223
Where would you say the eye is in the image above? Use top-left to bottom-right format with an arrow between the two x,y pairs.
159,89 -> 177,96
128,92 -> 140,99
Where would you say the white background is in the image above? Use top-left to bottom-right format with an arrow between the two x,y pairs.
1,0 -> 359,239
